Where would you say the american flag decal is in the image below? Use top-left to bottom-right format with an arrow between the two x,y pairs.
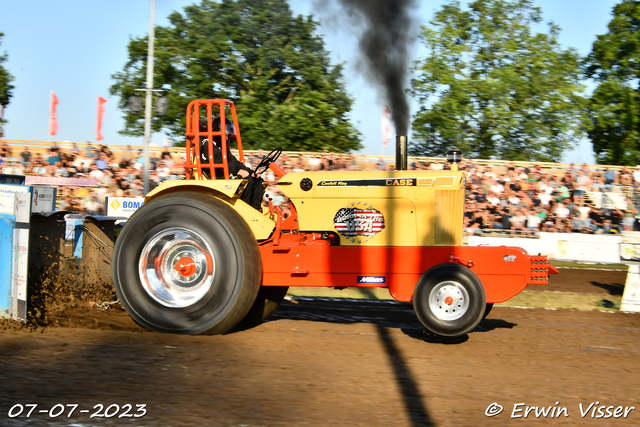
334,207 -> 385,238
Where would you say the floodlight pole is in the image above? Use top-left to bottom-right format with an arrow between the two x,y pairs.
143,0 -> 156,195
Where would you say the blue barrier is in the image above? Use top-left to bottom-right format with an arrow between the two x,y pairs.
64,214 -> 84,258
0,213 -> 15,318
73,219 -> 84,257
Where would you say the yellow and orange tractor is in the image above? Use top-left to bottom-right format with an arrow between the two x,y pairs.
111,99 -> 557,337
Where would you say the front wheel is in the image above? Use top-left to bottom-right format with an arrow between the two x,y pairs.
413,263 -> 486,337
111,192 -> 261,335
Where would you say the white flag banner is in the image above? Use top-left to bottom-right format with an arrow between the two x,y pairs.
381,107 -> 391,149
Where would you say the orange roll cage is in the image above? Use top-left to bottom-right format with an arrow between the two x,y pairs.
184,99 -> 245,180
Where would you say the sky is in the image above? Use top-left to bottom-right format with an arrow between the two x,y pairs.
0,0 -> 622,164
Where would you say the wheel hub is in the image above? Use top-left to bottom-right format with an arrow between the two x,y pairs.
139,228 -> 215,308
428,280 -> 470,321
174,256 -> 197,277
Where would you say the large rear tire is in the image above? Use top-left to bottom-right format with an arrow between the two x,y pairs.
483,303 -> 494,319
112,192 -> 261,335
413,263 -> 486,337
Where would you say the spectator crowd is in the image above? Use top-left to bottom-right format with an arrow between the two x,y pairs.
460,160 -> 638,235
1,140 -> 638,235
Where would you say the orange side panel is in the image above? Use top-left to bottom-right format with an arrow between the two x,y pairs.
475,274 -> 527,303
260,245 -> 542,303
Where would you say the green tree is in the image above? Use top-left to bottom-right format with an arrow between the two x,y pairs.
410,0 -> 586,161
0,32 -> 15,123
585,0 -> 640,165
110,0 -> 361,152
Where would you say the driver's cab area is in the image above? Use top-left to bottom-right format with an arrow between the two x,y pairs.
185,99 -> 245,181
184,99 -> 287,219
184,99 -> 285,181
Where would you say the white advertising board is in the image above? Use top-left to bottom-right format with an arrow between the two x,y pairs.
538,232 -> 621,263
0,183 -> 48,322
12,192 -> 30,321
468,233 -> 622,263
621,265 -> 640,312
30,186 -> 56,213
467,236 -> 554,256
0,184 -> 56,213
0,183 -> 29,196
106,197 -> 145,218
0,192 -> 15,215
621,243 -> 640,262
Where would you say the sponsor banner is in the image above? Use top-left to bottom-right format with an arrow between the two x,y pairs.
25,176 -> 98,187
0,191 -> 30,321
358,276 -> 386,284
30,186 -> 56,213
0,183 -> 29,195
107,197 -> 145,218
12,193 -> 30,321
620,243 -> 640,261
0,184 -> 56,214
621,243 -> 640,262
0,213 -> 14,319
0,192 -> 15,215
0,183 -> 53,321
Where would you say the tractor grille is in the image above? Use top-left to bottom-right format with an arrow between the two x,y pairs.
434,189 -> 463,245
528,255 -> 550,284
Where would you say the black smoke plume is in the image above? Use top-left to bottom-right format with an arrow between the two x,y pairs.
314,0 -> 420,135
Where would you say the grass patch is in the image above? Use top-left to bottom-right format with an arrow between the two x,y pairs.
496,291 -> 621,311
550,260 -> 627,270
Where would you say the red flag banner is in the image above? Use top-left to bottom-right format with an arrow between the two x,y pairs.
49,91 -> 59,136
96,96 -> 107,141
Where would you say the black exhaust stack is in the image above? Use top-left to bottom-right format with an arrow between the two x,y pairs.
396,135 -> 408,171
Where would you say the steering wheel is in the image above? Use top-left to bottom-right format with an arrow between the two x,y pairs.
253,147 -> 283,176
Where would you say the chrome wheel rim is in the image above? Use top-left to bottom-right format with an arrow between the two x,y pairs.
428,280 -> 469,321
139,227 -> 215,308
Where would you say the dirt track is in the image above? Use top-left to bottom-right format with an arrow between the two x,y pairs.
0,269 -> 639,426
